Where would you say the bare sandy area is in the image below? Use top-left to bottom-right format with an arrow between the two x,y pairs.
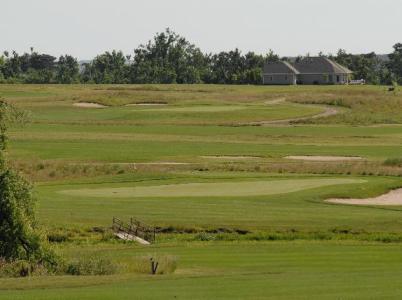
326,188 -> 402,206
264,98 -> 286,105
201,155 -> 262,160
73,102 -> 107,108
285,155 -> 363,162
244,106 -> 339,126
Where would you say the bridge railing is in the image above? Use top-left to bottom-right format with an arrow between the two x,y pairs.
112,217 -> 156,243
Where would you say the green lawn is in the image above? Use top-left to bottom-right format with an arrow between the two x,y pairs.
36,173 -> 402,232
2,241 -> 402,299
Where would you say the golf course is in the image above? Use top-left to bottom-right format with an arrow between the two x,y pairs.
1,84 -> 402,299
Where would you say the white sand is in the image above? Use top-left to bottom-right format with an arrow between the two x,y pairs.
327,188 -> 402,206
285,156 -> 363,162
73,102 -> 107,108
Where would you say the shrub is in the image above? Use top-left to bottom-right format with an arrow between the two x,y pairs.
0,259 -> 51,278
132,255 -> 177,275
47,232 -> 70,243
194,232 -> 215,241
65,257 -> 118,276
384,157 -> 402,167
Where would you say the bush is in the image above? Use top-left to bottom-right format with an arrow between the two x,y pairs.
47,232 -> 70,243
194,232 -> 215,241
384,157 -> 402,167
0,259 -> 51,278
65,257 -> 118,276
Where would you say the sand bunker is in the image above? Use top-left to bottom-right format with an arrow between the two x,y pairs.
201,155 -> 262,160
73,102 -> 107,108
285,156 -> 363,162
327,188 -> 402,206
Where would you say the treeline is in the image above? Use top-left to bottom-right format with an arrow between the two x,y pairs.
0,29 -> 401,85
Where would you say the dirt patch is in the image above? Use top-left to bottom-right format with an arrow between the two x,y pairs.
243,106 -> 339,126
268,107 -> 338,124
285,156 -> 363,162
73,102 -> 107,108
326,188 -> 402,206
201,155 -> 262,160
264,98 -> 286,105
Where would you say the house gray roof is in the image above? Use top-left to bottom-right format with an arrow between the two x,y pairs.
263,61 -> 300,74
293,57 -> 353,74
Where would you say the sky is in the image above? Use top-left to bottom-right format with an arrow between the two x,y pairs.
2,0 -> 401,59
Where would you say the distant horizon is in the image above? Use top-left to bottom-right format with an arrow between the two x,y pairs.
2,0 -> 401,60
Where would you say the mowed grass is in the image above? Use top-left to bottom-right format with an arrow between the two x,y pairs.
2,241 -> 402,299
1,84 -> 402,165
36,173 -> 402,232
59,178 -> 365,198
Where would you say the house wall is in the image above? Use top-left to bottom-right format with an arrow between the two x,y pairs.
297,73 -> 349,85
263,74 -> 297,85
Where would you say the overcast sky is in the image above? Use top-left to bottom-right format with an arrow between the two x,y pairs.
2,0 -> 401,59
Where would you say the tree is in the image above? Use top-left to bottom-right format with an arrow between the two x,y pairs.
56,55 -> 80,84
82,50 -> 128,84
388,43 -> 402,84
333,49 -> 383,84
130,29 -> 208,84
0,101 -> 57,269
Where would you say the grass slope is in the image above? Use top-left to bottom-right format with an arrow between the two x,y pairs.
2,241 -> 402,299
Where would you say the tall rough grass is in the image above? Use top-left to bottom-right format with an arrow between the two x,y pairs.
131,255 -> 178,275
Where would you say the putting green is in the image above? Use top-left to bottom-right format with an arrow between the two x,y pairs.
132,105 -> 249,112
59,178 -> 365,198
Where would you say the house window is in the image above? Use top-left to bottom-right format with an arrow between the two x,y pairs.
337,75 -> 340,82
285,75 -> 288,80
270,76 -> 273,81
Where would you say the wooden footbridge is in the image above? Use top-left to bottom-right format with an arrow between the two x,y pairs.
112,217 -> 156,245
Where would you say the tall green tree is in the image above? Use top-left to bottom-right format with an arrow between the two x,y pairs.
56,55 -> 80,84
388,43 -> 402,84
130,29 -> 208,84
81,50 -> 128,83
334,49 -> 383,84
0,101 -> 57,268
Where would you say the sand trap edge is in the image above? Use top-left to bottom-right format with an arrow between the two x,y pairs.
326,188 -> 402,206
73,102 -> 107,108
285,156 -> 363,162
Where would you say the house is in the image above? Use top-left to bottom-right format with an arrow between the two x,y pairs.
262,61 -> 299,85
262,57 -> 353,85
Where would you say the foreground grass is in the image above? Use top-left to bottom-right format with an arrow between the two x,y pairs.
2,241 -> 402,299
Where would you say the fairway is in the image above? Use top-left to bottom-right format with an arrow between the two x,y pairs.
59,178 -> 366,198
